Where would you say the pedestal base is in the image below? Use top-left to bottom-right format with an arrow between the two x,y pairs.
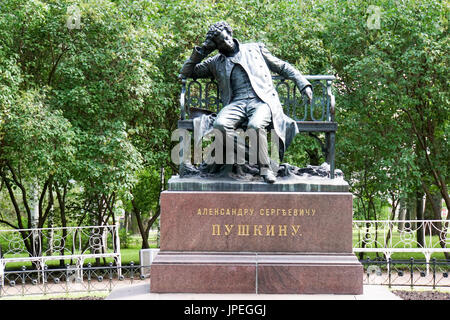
150,252 -> 363,294
152,179 -> 363,295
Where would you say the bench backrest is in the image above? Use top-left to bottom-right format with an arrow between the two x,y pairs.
180,75 -> 336,122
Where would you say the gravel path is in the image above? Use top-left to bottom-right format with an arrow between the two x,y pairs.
30,291 -> 450,300
51,292 -> 450,300
49,296 -> 104,300
392,290 -> 450,300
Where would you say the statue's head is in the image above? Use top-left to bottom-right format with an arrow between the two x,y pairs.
207,21 -> 233,38
206,21 -> 235,54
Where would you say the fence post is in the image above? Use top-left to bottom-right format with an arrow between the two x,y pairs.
21,266 -> 26,296
130,261 -> 134,284
388,258 -> 392,288
0,260 -> 4,292
65,264 -> 70,294
410,258 -> 414,290
43,265 -> 48,296
108,262 -> 113,291
87,263 -> 92,293
432,258 -> 436,289
365,258 -> 370,283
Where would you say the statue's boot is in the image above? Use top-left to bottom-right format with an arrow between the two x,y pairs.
260,165 -> 276,183
243,163 -> 259,175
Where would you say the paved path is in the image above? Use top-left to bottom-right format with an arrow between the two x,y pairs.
106,281 -> 401,300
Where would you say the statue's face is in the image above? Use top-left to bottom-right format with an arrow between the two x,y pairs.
212,30 -> 235,54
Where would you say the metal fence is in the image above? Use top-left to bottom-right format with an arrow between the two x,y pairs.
0,225 -> 122,288
1,220 -> 449,297
0,262 -> 147,298
361,258 -> 450,289
1,259 -> 449,298
353,220 -> 449,263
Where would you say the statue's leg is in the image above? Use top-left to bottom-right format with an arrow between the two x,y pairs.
246,101 -> 274,182
213,101 -> 247,165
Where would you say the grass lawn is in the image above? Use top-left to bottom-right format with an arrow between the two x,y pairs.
3,248 -> 141,271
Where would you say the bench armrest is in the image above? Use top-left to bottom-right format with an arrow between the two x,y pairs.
327,80 -> 336,122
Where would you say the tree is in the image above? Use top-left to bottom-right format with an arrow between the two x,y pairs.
319,0 -> 448,212
123,167 -> 166,248
319,0 -> 448,258
1,0 -> 447,258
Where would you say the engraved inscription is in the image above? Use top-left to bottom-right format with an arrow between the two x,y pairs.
197,207 -> 316,216
211,224 -> 302,237
199,206 -> 315,239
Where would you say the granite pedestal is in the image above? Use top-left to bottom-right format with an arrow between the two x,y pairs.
150,175 -> 363,294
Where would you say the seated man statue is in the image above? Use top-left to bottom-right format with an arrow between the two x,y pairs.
180,21 -> 313,183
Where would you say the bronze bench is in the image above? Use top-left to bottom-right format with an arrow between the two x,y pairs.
178,75 -> 337,178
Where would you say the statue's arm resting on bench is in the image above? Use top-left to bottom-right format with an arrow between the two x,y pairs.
258,43 -> 312,101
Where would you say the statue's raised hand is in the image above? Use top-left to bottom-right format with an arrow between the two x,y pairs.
200,38 -> 216,56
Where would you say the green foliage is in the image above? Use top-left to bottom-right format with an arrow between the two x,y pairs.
318,0 -> 449,218
0,0 -> 448,240
125,167 -> 161,216
1,90 -> 75,178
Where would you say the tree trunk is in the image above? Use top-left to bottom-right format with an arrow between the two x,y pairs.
0,168 -> 33,254
385,192 -> 399,249
369,198 -> 381,259
55,182 -> 67,267
423,183 -> 443,234
422,182 -> 449,259
132,200 -> 150,249
398,197 -> 407,230
416,191 -> 425,247
358,197 -> 368,260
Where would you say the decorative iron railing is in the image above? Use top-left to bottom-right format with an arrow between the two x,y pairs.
0,262 -> 145,298
180,75 -> 336,122
361,258 -> 450,289
353,220 -> 449,252
352,219 -> 449,274
1,259 -> 449,297
0,225 -> 121,287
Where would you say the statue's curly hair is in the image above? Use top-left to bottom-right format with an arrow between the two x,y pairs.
206,21 -> 233,39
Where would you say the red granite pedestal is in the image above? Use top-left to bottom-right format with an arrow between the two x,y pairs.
150,188 -> 363,294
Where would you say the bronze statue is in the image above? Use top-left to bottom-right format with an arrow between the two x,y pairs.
180,22 -> 313,183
